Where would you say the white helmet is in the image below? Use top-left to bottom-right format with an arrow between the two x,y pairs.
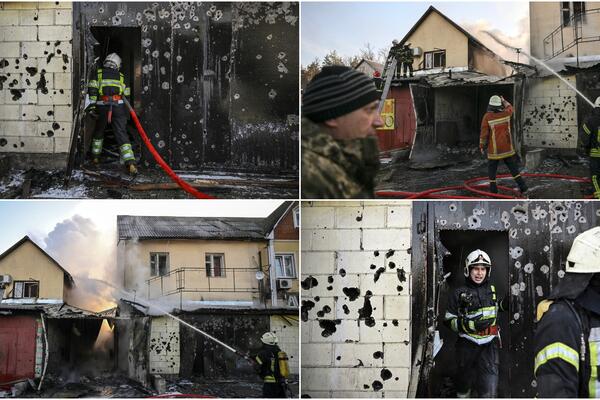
594,97 -> 600,108
464,249 -> 492,277
489,95 -> 502,107
261,332 -> 278,345
104,53 -> 122,70
566,227 -> 600,273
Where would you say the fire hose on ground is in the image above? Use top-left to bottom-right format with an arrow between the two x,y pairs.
376,173 -> 593,199
123,98 -> 215,199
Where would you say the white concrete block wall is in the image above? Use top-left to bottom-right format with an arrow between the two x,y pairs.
149,316 -> 180,375
523,75 -> 578,150
270,315 -> 299,375
0,2 -> 73,154
302,201 -> 412,398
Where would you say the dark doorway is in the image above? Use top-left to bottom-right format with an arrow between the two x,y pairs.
84,27 -> 143,164
430,229 -> 510,397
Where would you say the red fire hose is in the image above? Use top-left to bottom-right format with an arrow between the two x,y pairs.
123,99 -> 215,199
376,173 -> 593,199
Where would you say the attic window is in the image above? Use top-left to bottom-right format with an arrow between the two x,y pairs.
14,281 -> 39,298
206,254 -> 225,277
293,207 -> 299,228
424,50 -> 446,69
150,253 -> 169,277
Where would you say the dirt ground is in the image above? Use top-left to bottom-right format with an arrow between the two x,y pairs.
376,151 -> 593,199
0,164 -> 298,199
6,372 -> 298,398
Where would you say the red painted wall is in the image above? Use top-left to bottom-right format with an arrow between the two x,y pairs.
376,86 -> 416,152
274,207 -> 299,240
0,315 -> 37,384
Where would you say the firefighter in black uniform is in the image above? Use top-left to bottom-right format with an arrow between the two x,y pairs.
399,43 -> 413,78
254,332 -> 288,398
87,53 -> 138,176
444,249 -> 508,398
581,97 -> 600,199
534,227 -> 600,397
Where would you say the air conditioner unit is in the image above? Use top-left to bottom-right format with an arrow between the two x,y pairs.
412,47 -> 423,57
0,275 -> 12,285
287,294 -> 298,307
277,279 -> 293,290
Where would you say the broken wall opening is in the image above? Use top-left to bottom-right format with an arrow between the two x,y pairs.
47,318 -> 114,379
410,83 -> 514,166
431,230 -> 510,397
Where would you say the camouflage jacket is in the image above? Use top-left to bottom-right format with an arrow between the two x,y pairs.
301,118 -> 380,199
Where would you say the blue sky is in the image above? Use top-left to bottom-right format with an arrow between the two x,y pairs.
302,1 -> 530,65
0,200 -> 284,252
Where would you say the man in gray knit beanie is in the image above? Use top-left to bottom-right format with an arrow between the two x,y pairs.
302,65 -> 383,199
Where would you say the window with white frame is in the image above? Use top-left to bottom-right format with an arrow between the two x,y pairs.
424,50 -> 446,69
293,207 -> 299,228
150,253 -> 169,277
13,281 -> 39,298
206,253 -> 225,277
275,254 -> 296,278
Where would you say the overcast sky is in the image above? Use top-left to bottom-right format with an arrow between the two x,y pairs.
0,200 -> 284,252
302,1 -> 530,65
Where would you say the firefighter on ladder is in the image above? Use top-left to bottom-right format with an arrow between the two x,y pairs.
534,227 -> 600,397
444,250 -> 508,397
86,53 -> 138,176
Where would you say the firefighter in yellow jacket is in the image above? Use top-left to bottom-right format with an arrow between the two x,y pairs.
254,332 -> 290,398
534,227 -> 600,397
87,53 -> 137,176
480,95 -> 527,194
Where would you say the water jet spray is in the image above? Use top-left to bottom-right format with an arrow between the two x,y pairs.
483,30 -> 595,108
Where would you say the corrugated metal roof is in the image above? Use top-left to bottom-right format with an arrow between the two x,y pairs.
117,215 -> 269,240
0,302 -> 114,319
424,71 -> 516,88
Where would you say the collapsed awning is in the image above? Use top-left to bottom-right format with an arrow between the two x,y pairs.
0,302 -> 116,319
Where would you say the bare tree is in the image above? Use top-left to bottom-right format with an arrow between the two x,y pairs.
359,43 -> 376,61
322,50 -> 346,66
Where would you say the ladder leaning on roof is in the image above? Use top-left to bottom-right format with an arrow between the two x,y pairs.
377,56 -> 397,114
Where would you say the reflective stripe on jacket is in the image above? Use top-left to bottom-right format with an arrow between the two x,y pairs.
480,105 -> 516,160
445,281 -> 504,345
534,299 -> 600,398
88,68 -> 130,101
582,112 -> 600,158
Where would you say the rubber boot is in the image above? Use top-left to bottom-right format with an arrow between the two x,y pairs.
516,177 -> 528,194
128,163 -> 138,176
489,181 -> 498,194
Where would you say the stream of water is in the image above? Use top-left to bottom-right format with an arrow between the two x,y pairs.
484,30 -> 595,107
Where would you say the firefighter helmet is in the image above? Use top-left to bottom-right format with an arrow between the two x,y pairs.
489,95 -> 502,107
595,96 -> 600,108
464,249 -> 492,277
260,332 -> 278,345
103,53 -> 122,70
566,227 -> 600,273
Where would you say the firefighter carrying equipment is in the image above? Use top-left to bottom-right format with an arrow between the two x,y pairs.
255,344 -> 288,383
566,227 -> 600,274
445,282 -> 505,345
464,249 -> 492,277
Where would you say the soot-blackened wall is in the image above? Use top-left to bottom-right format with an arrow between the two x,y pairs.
411,201 -> 600,397
73,2 -> 298,172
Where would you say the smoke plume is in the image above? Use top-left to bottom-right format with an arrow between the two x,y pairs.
43,215 -> 119,312
461,16 -> 530,64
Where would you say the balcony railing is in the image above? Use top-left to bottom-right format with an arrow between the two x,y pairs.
146,266 -> 261,299
543,8 -> 600,60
